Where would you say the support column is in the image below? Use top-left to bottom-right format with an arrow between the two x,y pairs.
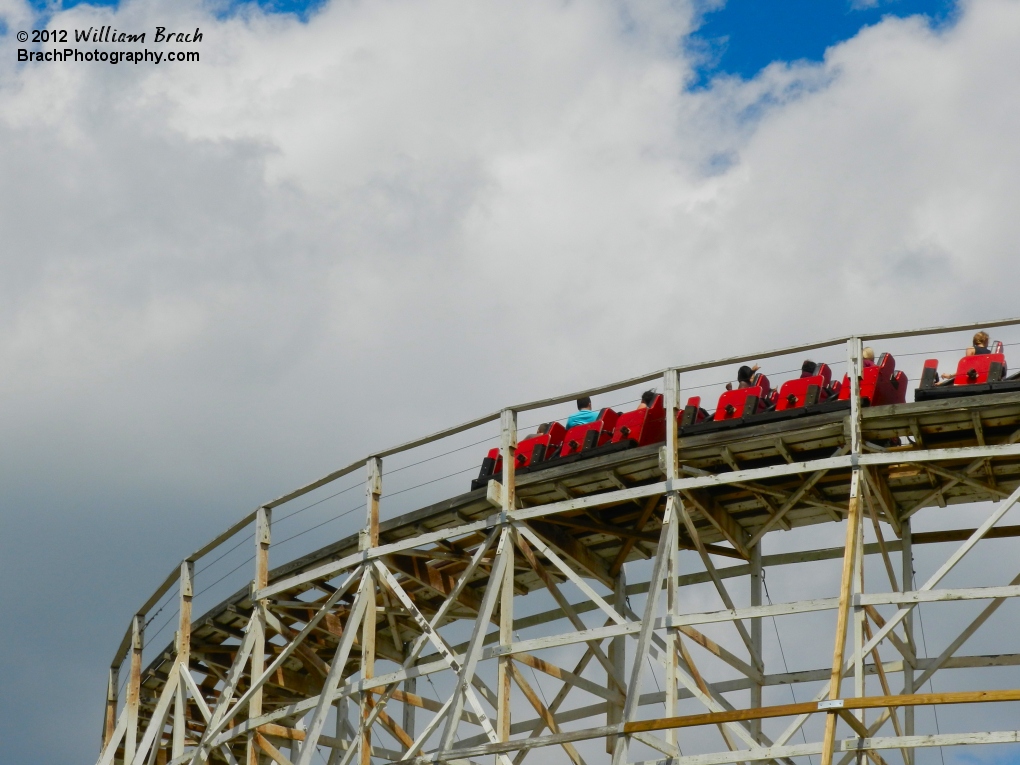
125,613 -> 144,764
103,666 -> 119,753
247,507 -> 271,765
665,518 -> 680,748
821,337 -> 864,765
902,517 -> 915,764
664,369 -> 682,748
360,457 -> 382,765
402,674 -> 416,740
664,369 -> 680,483
853,502 -> 866,723
173,561 -> 194,759
498,409 -> 516,743
607,570 -> 626,753
749,544 -> 763,743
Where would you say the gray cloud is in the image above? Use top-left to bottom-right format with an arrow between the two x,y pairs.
3,0 -> 1020,761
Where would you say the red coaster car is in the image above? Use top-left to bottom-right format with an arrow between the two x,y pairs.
610,395 -> 666,447
681,374 -> 773,435
681,396 -> 709,428
915,342 -> 1020,401
559,408 -> 619,457
517,422 -> 567,469
471,447 -> 503,491
586,395 -> 668,457
469,421 -> 570,490
775,363 -> 836,411
837,353 -> 907,406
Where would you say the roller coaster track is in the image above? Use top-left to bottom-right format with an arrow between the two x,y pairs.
97,318 -> 1020,765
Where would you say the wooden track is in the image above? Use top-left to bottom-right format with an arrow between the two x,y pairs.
96,325 -> 1020,765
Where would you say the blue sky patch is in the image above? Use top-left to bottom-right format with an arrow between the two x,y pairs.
687,0 -> 959,88
25,0 -> 323,19
20,0 -> 958,66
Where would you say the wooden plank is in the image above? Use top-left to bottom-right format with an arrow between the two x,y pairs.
498,531 -> 514,743
525,520 -> 613,589
258,518 -> 490,600
865,315 -> 1020,342
294,576 -> 371,765
610,495 -> 661,576
509,662 -> 585,765
682,489 -> 750,560
821,469 -> 862,765
255,732 -> 296,765
125,614 -> 144,764
858,584 -> 1020,606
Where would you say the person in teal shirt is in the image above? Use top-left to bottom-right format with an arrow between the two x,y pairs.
566,397 -> 600,428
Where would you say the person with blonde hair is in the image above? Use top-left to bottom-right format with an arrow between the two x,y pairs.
862,347 -> 876,368
968,331 -> 991,356
942,331 -> 993,379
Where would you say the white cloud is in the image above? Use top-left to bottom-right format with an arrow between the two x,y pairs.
4,0 -> 1020,760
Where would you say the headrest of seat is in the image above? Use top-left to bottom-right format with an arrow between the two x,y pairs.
992,340 -> 1004,354
751,372 -> 771,395
877,352 -> 894,370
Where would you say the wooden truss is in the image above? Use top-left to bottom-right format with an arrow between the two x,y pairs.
95,320 -> 1020,765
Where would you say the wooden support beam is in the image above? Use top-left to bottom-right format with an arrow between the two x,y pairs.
747,445 -> 850,546
295,575 -> 371,765
749,544 -> 763,744
173,561 -> 193,760
509,662 -> 585,765
863,467 -> 901,538
255,731 -> 296,765
125,613 -> 144,764
385,554 -> 483,614
513,533 -> 623,694
103,666 -> 119,752
821,471 -> 863,765
612,495 -> 677,765
498,527 -> 514,743
359,457 -> 382,765
901,517 -> 915,765
610,495 -> 661,576
682,488 -> 750,560
525,520 -> 614,588
247,506 -> 271,765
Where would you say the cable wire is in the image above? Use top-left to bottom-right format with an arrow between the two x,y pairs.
913,571 -> 947,765
762,569 -> 814,765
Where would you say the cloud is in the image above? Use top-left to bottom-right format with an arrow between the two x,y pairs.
3,0 -> 1020,761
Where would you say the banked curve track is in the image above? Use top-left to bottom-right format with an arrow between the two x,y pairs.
97,319 -> 1020,765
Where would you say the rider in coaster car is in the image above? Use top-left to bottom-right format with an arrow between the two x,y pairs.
863,347 -> 876,368
726,364 -> 761,391
637,390 -> 656,410
941,331 -> 992,380
969,331 -> 992,356
566,396 -> 600,428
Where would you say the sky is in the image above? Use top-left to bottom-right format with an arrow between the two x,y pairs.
5,0 -> 1020,762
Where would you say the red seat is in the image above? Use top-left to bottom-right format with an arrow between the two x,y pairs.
681,396 -> 709,427
952,353 -> 1007,386
611,395 -> 666,447
838,353 -> 906,406
470,447 -> 502,490
712,374 -> 772,422
515,423 -> 566,470
560,408 -> 618,456
775,364 -> 833,412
